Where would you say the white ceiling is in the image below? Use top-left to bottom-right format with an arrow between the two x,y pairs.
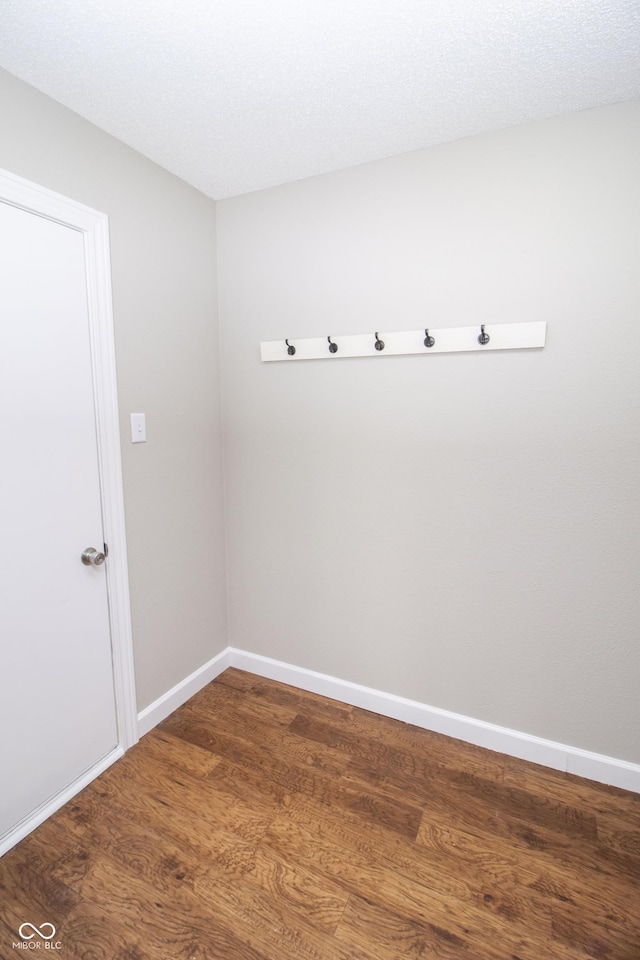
0,0 -> 638,200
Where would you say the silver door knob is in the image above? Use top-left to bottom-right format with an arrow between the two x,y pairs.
81,547 -> 106,567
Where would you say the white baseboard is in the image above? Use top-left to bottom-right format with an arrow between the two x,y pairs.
137,647 -> 231,737
0,746 -> 124,857
228,648 -> 640,794
134,645 -> 640,794
13,645 -> 634,858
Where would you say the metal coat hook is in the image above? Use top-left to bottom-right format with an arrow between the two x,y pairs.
285,339 -> 296,356
261,321 -> 546,361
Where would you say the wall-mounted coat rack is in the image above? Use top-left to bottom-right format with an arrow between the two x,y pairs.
260,321 -> 546,362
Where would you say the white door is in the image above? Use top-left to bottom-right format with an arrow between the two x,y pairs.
0,198 -> 120,842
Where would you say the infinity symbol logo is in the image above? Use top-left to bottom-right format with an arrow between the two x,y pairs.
18,923 -> 56,940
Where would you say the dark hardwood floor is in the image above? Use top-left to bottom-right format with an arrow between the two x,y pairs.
1,668 -> 639,959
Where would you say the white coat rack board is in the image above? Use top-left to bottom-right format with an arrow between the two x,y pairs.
260,321 -> 546,362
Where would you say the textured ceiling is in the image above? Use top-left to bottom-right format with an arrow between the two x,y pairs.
0,0 -> 639,199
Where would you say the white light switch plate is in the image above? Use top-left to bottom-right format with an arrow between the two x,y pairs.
130,413 -> 146,443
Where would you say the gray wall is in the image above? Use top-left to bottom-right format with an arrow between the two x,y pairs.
218,99 -> 640,764
0,68 -> 227,710
3,64 -> 637,764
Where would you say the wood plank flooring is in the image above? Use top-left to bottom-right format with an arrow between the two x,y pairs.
1,668 -> 639,959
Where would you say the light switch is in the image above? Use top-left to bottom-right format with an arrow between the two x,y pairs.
130,413 -> 146,443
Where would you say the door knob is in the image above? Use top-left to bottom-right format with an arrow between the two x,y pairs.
81,547 -> 106,567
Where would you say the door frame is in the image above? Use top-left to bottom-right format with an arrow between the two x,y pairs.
0,167 -> 138,854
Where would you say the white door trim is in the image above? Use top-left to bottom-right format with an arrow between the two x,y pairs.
0,168 -> 138,755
